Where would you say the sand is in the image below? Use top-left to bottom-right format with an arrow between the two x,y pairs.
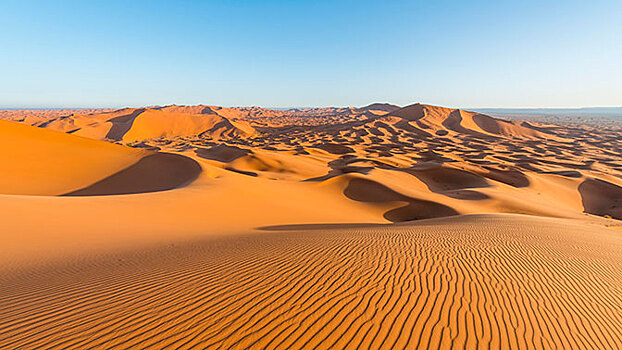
0,119 -> 146,195
0,103 -> 620,349
1,215 -> 621,349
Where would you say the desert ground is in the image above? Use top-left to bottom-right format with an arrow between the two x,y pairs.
0,103 -> 621,349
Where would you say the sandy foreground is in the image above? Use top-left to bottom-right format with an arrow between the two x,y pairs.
0,103 -> 621,349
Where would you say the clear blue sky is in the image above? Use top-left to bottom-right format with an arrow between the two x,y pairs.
1,0 -> 620,108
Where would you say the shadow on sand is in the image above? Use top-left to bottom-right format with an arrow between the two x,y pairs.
64,152 -> 201,196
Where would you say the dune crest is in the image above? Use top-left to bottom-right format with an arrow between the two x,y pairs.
9,107 -> 255,143
0,119 -> 144,195
65,153 -> 201,196
388,103 -> 564,139
0,119 -> 201,196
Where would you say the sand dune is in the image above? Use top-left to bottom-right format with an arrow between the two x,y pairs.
388,103 -> 564,140
579,178 -> 622,219
0,102 -> 620,349
1,101 -> 618,251
10,107 -> 255,143
0,119 -> 144,195
0,119 -> 200,196
117,109 -> 254,141
65,153 -> 201,196
1,215 -> 621,349
343,177 -> 459,221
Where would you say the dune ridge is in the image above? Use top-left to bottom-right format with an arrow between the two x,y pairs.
3,107 -> 255,143
65,153 -> 201,196
0,119 -> 201,196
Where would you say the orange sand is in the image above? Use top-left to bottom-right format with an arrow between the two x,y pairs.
0,103 -> 620,349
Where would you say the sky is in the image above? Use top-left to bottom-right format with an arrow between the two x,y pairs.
1,0 -> 621,109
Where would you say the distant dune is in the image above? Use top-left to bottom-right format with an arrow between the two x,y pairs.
387,103 -> 565,140
0,102 -> 620,349
32,107 -> 255,142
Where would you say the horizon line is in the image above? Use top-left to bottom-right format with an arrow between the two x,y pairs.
2,103 -> 622,111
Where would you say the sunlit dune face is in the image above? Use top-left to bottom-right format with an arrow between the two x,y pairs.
0,119 -> 145,195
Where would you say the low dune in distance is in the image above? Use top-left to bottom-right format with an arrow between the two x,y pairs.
0,102 -> 621,349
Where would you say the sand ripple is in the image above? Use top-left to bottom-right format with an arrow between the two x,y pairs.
1,215 -> 621,349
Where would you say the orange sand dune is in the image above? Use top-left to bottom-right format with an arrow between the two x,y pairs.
0,102 -> 621,349
0,119 -> 144,195
19,107 -> 255,142
117,109 -> 254,141
0,119 -> 200,196
387,103 -> 566,140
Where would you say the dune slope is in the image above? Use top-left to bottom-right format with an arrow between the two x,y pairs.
0,120 -> 145,195
65,153 -> 201,196
14,107 -> 256,142
388,103 -> 562,139
0,119 -> 201,196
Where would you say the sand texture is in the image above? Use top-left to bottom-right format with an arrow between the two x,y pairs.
0,103 -> 620,349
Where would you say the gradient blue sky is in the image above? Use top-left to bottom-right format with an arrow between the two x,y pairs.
1,0 -> 620,108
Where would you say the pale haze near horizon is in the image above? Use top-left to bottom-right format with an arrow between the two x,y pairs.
0,0 -> 620,109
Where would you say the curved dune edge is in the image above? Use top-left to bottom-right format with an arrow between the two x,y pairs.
0,119 -> 146,196
64,153 -> 202,196
1,214 -> 621,349
343,177 -> 459,221
579,178 -> 622,220
0,119 -> 201,197
14,107 -> 256,142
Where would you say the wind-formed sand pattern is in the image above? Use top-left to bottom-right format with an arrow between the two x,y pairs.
2,216 -> 621,349
0,103 -> 621,349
